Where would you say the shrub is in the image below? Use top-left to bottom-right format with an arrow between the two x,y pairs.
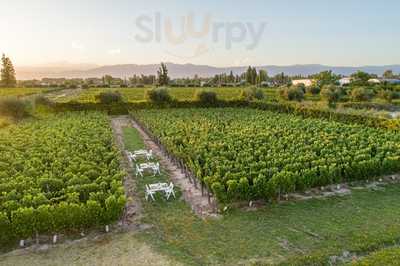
95,91 -> 123,104
378,90 -> 395,102
306,86 -> 321,95
320,85 -> 341,105
279,86 -> 305,101
194,90 -> 218,104
351,87 -> 373,102
240,87 -> 265,101
145,87 -> 172,103
294,83 -> 306,93
0,97 -> 29,120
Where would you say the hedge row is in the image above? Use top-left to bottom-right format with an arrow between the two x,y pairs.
49,99 -> 399,131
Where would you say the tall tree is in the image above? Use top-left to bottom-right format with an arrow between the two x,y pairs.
157,62 -> 169,86
273,72 -> 290,86
1,54 -> 17,87
245,66 -> 258,85
258,70 -> 268,85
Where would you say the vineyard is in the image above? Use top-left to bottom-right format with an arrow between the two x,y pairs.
132,108 -> 400,202
0,112 -> 126,244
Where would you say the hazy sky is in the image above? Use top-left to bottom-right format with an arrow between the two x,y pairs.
1,0 -> 399,67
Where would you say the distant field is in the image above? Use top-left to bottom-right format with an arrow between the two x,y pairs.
51,86 -> 325,103
0,88 -> 50,97
52,87 -> 279,103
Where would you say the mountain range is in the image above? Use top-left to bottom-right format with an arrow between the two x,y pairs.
16,63 -> 400,80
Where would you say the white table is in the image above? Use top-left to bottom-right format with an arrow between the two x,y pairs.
145,182 -> 176,201
128,149 -> 153,161
136,162 -> 161,176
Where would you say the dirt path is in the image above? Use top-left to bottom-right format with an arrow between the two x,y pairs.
111,116 -> 143,229
126,116 -> 218,218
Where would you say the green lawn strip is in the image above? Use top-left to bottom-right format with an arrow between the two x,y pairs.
122,124 -> 400,265
122,127 -> 145,151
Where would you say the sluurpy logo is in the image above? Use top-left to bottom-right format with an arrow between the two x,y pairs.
133,12 -> 267,59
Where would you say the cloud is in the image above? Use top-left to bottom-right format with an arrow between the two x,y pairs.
108,49 -> 121,55
71,41 -> 85,51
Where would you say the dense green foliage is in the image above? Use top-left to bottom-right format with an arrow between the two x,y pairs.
350,247 -> 400,266
132,108 -> 400,202
0,112 -> 126,243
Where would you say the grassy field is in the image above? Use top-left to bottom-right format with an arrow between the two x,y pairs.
0,230 -> 181,266
0,88 -> 51,97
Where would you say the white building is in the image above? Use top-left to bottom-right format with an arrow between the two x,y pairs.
368,78 -> 381,84
339,77 -> 351,86
292,79 -> 313,87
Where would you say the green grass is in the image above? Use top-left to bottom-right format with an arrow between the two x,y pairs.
0,230 -> 181,266
349,247 -> 400,266
122,127 -> 145,151
0,88 -> 50,97
121,126 -> 400,265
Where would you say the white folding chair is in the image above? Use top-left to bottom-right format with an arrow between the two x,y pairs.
146,150 -> 153,161
145,185 -> 156,201
165,182 -> 176,200
152,162 -> 161,175
136,165 -> 143,177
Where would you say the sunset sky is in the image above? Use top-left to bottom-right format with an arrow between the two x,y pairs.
1,0 -> 399,67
